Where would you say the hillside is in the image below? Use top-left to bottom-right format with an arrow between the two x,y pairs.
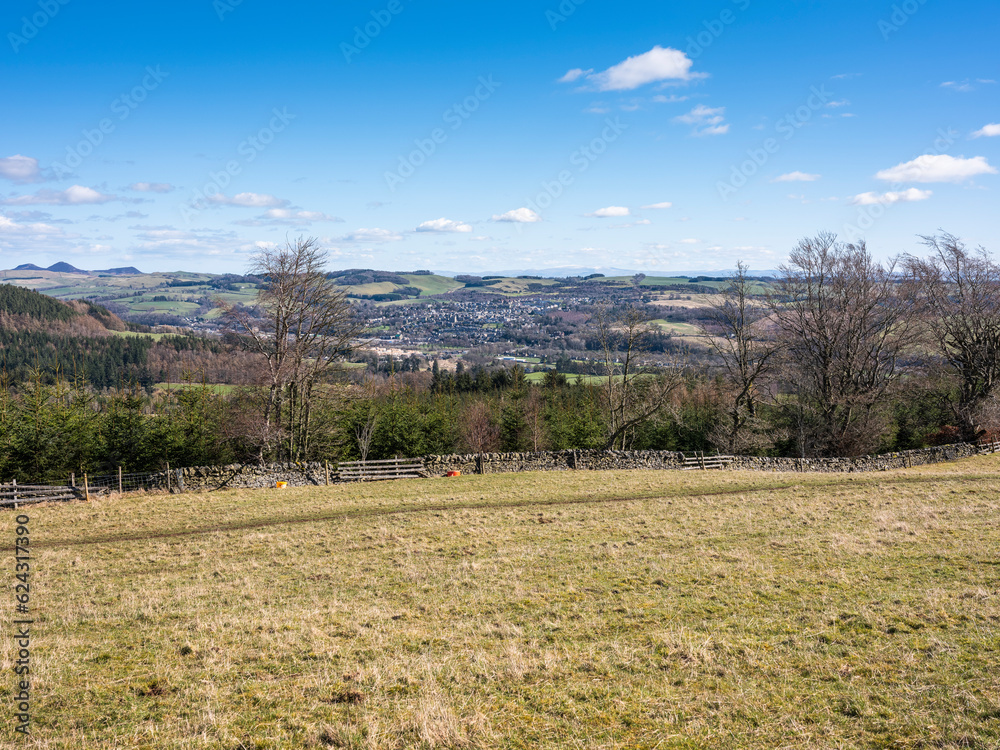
0,283 -> 234,388
13,458 -> 1000,748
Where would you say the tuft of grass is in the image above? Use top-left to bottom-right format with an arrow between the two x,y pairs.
4,457 -> 1000,748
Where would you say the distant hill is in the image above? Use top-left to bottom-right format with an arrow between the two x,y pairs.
13,263 -> 45,271
94,266 -> 142,275
47,261 -> 87,274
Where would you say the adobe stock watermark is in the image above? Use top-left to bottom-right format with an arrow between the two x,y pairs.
384,75 -> 500,192
214,0 -> 243,22
683,0 -> 751,59
8,0 -> 71,53
546,0 -> 586,31
51,66 -> 169,179
842,127 -> 957,241
180,107 -> 296,222
879,0 -> 929,40
717,84 -> 834,200
341,0 -> 407,63
520,116 -> 629,223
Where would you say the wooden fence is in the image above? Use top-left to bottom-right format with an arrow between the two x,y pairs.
0,481 -> 82,507
681,452 -> 735,471
338,458 -> 427,482
979,440 -> 1000,454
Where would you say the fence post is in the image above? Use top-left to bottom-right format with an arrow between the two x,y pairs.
166,462 -> 170,493
325,460 -> 330,486
12,478 -> 16,510
83,474 -> 89,502
70,472 -> 75,488
118,466 -> 123,494
699,451 -> 706,471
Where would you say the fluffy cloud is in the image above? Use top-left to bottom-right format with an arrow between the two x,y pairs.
673,105 -> 729,136
875,154 -> 997,183
972,123 -> 1000,138
586,206 -> 630,218
773,171 -> 821,182
0,215 -> 67,236
338,227 -> 404,243
416,218 -> 474,233
206,192 -> 290,208
850,188 -> 932,206
129,182 -> 175,193
641,201 -> 673,210
492,208 -> 542,223
1,185 -> 118,205
562,46 -> 701,92
0,155 -> 45,184
558,68 -> 591,84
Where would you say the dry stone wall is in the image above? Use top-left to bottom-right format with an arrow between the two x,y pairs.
174,462 -> 328,492
163,443 -> 984,493
424,443 -> 981,476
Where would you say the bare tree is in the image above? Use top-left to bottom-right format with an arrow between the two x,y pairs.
707,261 -> 779,453
220,237 -> 365,461
904,232 -> 1000,440
354,407 -> 379,464
770,233 -> 916,456
459,399 -> 501,454
595,304 -> 684,450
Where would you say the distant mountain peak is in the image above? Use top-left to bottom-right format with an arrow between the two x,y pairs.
13,263 -> 44,271
47,262 -> 87,274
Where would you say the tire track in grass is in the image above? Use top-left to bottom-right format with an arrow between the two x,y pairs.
31,472 -> 991,550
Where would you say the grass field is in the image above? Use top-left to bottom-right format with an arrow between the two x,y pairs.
4,458 -> 1000,748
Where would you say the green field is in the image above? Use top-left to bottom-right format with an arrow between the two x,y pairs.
650,318 -> 703,336
7,457 -> 1000,748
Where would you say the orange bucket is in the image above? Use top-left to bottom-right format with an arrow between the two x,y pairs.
276,481 -> 289,489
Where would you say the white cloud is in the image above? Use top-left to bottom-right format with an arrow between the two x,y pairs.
492,208 -> 542,223
826,100 -> 850,108
416,218 -> 474,233
680,238 -> 700,244
772,171 -> 821,182
972,123 -> 1000,138
0,215 -> 66,236
234,209 -> 343,227
564,46 -> 702,92
641,201 -> 673,209
586,206 -> 630,218
206,192 -> 290,208
850,188 -> 933,206
339,227 -> 404,243
0,155 -> 45,184
652,94 -> 689,104
673,105 -> 729,136
558,68 -> 591,84
1,185 -> 118,206
875,154 -> 997,183
941,79 -> 996,93
129,182 -> 175,193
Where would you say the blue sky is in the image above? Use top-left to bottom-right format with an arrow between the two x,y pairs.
1,0 -> 997,274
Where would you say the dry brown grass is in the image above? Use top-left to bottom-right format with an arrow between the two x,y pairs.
3,458 -> 1000,748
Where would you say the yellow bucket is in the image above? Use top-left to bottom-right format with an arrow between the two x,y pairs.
276,481 -> 288,489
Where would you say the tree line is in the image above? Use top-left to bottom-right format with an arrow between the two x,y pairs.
1,232 -> 998,483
